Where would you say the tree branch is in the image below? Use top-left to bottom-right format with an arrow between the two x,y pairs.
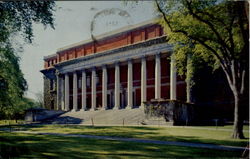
185,0 -> 232,61
155,0 -> 230,74
240,69 -> 245,94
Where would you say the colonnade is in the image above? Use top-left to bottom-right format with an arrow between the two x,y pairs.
56,54 -> 177,111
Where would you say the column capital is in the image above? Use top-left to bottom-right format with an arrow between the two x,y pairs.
156,52 -> 161,57
114,61 -> 120,66
55,70 -> 60,76
170,54 -> 176,60
64,71 -> 71,75
102,64 -> 107,69
141,55 -> 147,60
127,58 -> 133,62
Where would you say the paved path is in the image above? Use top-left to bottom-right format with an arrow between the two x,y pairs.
11,130 -> 248,152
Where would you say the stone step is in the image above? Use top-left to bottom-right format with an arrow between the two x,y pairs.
50,107 -> 167,125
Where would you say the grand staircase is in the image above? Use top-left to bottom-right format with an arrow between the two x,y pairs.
47,107 -> 168,126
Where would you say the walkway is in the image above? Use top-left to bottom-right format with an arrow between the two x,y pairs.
12,130 -> 247,152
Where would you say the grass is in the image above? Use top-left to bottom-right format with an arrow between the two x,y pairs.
0,131 -> 244,159
0,120 -> 25,125
191,125 -> 249,131
2,124 -> 249,147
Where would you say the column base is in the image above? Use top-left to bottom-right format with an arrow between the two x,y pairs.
140,103 -> 146,107
90,108 -> 96,111
113,107 -> 120,110
138,105 -> 144,109
126,106 -> 133,109
71,109 -> 78,112
80,108 -> 86,111
101,107 -> 108,110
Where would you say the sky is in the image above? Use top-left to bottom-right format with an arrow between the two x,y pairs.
19,1 -> 156,100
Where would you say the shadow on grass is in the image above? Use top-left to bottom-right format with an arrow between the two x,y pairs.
0,132 -> 242,159
43,116 -> 83,124
1,124 -> 248,148
150,134 -> 249,147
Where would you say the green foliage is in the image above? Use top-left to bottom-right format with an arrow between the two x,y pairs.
156,0 -> 248,138
0,96 -> 38,120
0,45 -> 27,119
0,1 -> 55,119
156,0 -> 247,79
157,1 -> 228,78
0,1 -> 55,43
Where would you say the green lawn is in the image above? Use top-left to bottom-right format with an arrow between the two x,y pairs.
3,124 -> 249,147
191,125 -> 249,131
0,120 -> 25,125
0,131 -> 244,159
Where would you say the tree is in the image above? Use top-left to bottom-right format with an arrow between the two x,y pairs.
155,0 -> 248,139
0,1 -> 55,119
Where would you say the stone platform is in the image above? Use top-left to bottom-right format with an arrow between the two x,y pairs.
44,108 -> 168,126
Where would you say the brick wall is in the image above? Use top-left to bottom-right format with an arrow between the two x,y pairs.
44,24 -> 164,69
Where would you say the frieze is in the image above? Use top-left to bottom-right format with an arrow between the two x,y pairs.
55,37 -> 173,74
56,36 -> 167,67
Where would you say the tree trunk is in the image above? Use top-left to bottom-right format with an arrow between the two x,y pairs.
221,63 -> 246,139
231,91 -> 245,139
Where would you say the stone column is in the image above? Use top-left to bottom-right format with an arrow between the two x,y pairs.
170,56 -> 177,100
56,73 -> 60,110
155,53 -> 161,99
102,65 -> 108,110
61,77 -> 65,110
91,68 -> 96,111
127,60 -> 133,109
65,73 -> 70,111
73,71 -> 78,111
114,62 -> 120,109
81,70 -> 86,111
141,56 -> 147,106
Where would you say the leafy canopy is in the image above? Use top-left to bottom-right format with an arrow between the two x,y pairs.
156,0 -> 247,77
0,1 -> 55,119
